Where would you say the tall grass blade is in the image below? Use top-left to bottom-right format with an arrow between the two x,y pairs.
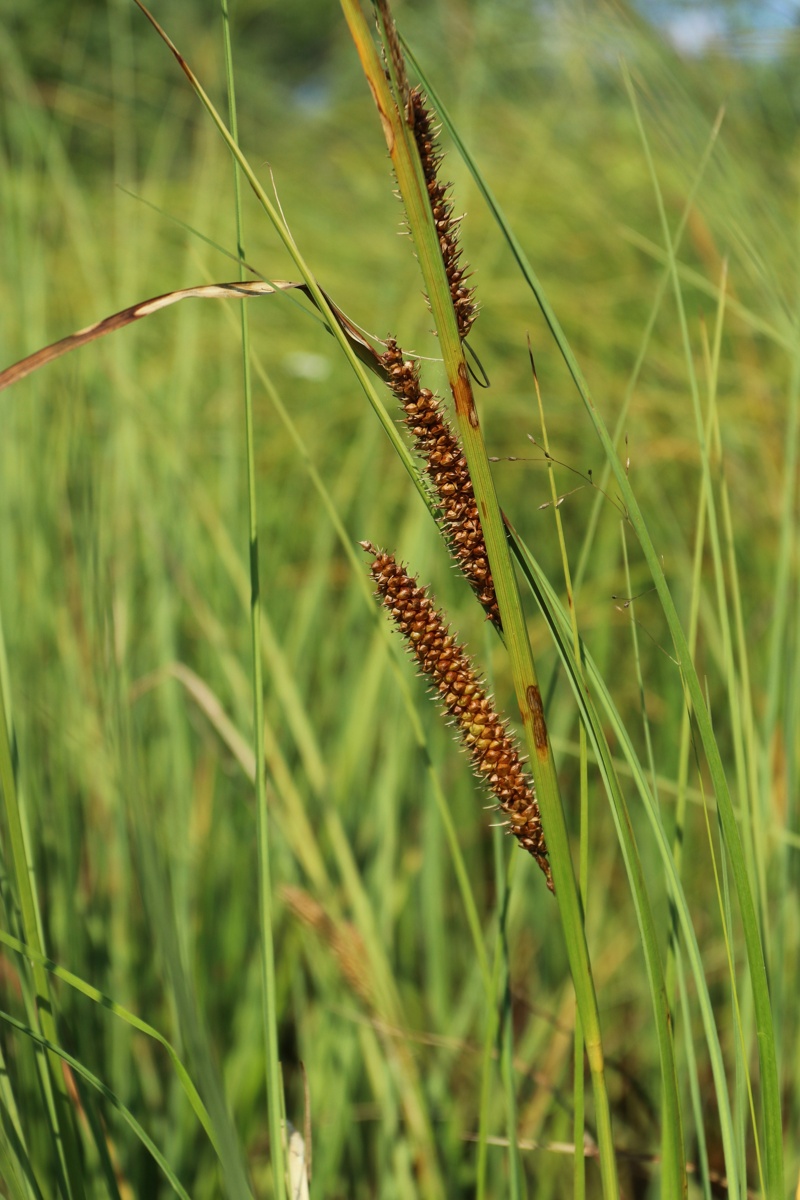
532,370 -> 602,1200
0,927 -> 219,1152
509,528 -> 741,1195
622,63 -> 782,1195
0,1091 -> 42,1200
131,0 -> 430,519
0,632 -> 85,1197
0,1010 -> 191,1200
220,0 -> 286,1193
406,29 -> 782,1194
497,854 -> 525,1200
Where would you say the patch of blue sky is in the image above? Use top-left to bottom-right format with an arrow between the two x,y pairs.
641,2 -> 800,58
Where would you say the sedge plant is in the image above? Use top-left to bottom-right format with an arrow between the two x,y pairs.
0,1 -> 794,1197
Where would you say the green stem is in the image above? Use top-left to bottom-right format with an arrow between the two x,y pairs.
621,63 -> 782,1198
221,2 -> 285,1194
498,851 -> 525,1200
338,6 -> 620,1195
0,658 -> 84,1197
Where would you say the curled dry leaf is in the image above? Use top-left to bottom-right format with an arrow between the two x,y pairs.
0,279 -> 388,395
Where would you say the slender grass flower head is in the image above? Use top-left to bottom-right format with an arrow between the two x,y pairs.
381,337 -> 501,628
363,543 -> 552,889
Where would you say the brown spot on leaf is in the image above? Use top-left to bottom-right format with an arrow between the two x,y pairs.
368,81 -> 395,152
527,685 -> 549,751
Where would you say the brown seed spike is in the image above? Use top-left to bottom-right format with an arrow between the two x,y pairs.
375,0 -> 410,107
406,88 -> 478,341
380,338 -> 501,629
363,544 -> 552,889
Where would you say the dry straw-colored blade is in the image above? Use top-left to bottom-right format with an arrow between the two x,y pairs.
0,279 -> 388,395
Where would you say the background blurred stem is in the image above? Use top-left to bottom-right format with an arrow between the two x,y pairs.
221,1 -> 285,1194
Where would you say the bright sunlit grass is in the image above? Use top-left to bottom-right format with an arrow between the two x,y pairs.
0,2 -> 797,1197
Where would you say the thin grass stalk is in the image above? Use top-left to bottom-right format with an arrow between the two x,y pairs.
573,749 -> 588,1200
569,109 -> 725,593
510,529 -> 740,1194
700,290 -> 772,1120
0,1010 -> 191,1200
220,4 -> 285,1194
694,272 -> 762,934
708,339 -> 771,964
582,503 -> 686,1196
0,1118 -> 40,1200
665,353 -> 714,901
497,851 -> 525,1200
619,530 -> 659,807
423,35 -> 781,1192
676,952 -> 713,1199
479,714 -> 525,1196
187,328 -> 472,1189
0,621 -> 52,1178
620,523 -> 688,1189
476,885 -> 511,1200
0,1042 -> 31,1194
702,767 -> 764,1194
0,926 -> 219,1152
248,353 -> 493,995
664,385 -> 711,1178
722,842 -> 750,1198
0,648 -> 85,1198
486,767 -> 524,1196
760,348 -> 799,1085
620,226 -> 794,349
786,612 -> 800,1131
761,351 -> 799,773
623,66 -> 783,1194
529,364 -> 592,1198
339,6 -> 620,1194
133,1 -> 434,527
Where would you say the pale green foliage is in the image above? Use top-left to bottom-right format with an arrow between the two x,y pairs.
0,3 -> 797,1196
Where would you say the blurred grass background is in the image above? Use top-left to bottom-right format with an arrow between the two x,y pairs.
1,0 -> 799,1196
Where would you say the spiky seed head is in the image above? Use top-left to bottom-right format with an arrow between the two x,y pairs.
407,87 -> 478,341
362,544 -> 552,889
380,339 -> 501,628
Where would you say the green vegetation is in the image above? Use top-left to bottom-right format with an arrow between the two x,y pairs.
0,2 -> 798,1196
